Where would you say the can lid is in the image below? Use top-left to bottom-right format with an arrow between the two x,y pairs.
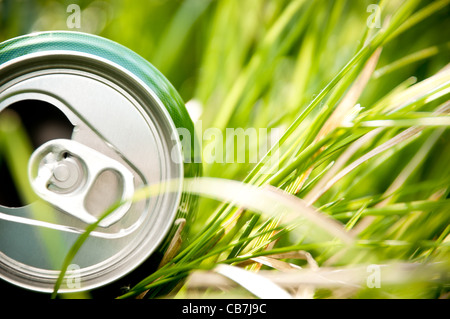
0,32 -> 190,293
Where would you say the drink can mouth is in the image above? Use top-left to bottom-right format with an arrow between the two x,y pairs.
0,31 -> 200,294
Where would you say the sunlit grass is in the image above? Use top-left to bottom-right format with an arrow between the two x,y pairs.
114,0 -> 449,299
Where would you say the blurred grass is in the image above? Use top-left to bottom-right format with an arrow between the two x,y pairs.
1,0 -> 449,299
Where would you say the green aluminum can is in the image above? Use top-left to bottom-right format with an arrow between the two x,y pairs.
0,31 -> 201,295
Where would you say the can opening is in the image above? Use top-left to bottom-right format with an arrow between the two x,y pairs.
0,99 -> 74,208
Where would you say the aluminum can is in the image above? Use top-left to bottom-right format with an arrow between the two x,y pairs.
0,31 -> 201,295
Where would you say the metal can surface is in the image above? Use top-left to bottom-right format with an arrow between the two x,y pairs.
0,31 -> 201,295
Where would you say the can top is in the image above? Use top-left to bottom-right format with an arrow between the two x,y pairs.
0,31 -> 199,293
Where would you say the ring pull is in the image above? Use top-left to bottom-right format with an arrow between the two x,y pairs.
28,139 -> 135,228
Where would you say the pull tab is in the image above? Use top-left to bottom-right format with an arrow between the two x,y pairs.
28,139 -> 134,227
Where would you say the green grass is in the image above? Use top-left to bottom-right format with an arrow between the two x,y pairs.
1,0 -> 449,299
117,0 -> 450,299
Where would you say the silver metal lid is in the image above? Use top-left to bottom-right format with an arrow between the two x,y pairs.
0,51 -> 184,292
